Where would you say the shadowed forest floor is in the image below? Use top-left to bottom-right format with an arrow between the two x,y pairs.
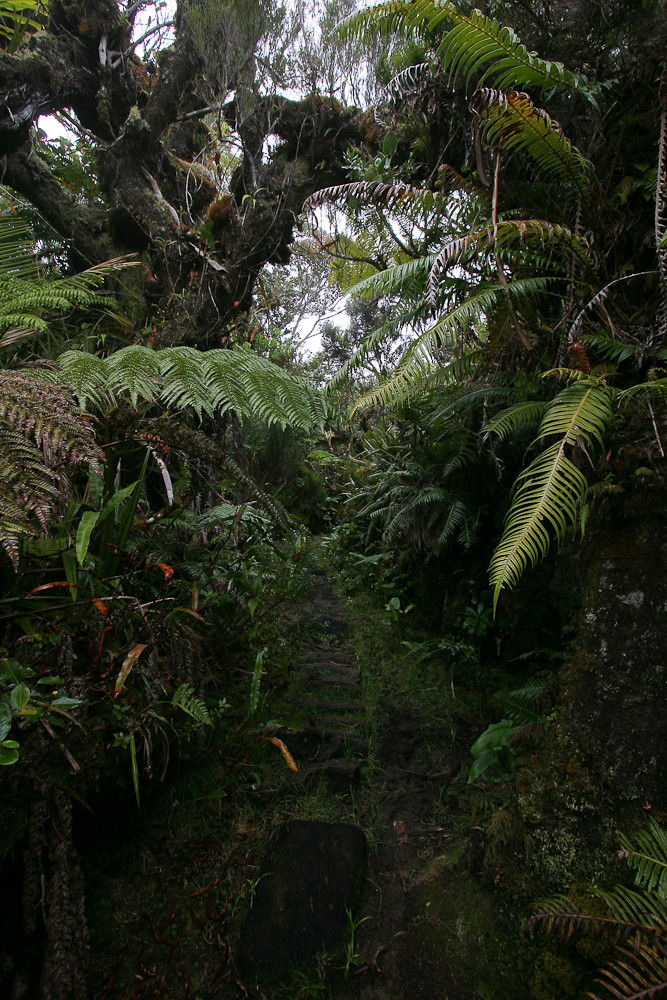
82,550 -> 522,1000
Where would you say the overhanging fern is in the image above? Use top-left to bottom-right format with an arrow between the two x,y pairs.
52,345 -> 329,430
338,0 -> 591,94
470,88 -> 592,190
488,376 -> 614,612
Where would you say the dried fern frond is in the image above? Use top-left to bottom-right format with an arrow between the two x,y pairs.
0,371 -> 102,469
0,372 -> 102,568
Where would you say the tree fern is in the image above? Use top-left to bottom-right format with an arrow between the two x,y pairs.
488,377 -> 614,612
53,345 -> 330,430
338,0 -> 591,94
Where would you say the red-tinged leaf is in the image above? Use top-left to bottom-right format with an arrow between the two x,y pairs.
267,736 -> 299,773
153,562 -> 174,582
92,599 -> 111,616
114,644 -> 147,698
233,504 -> 247,526
94,625 -> 113,666
28,581 -> 79,596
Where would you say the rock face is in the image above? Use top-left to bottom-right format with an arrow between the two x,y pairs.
567,492 -> 667,805
236,820 -> 367,978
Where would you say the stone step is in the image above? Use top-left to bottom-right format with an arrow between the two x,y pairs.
295,699 -> 365,714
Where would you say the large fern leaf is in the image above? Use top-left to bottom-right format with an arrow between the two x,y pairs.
53,346 -> 329,430
489,378 -> 613,611
338,0 -> 590,94
353,285 -> 500,412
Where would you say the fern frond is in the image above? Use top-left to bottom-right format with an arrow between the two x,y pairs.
619,819 -> 667,901
173,683 -> 212,726
589,939 -> 667,1000
537,378 -> 614,448
0,429 -> 56,567
489,378 -> 614,609
304,180 -> 443,217
353,289 -> 495,412
0,371 -> 102,469
339,1 -> 590,93
0,256 -> 137,337
483,400 -> 548,439
382,61 -> 433,104
427,220 -> 588,304
489,441 -> 587,610
55,346 -> 328,430
471,88 -> 591,189
0,215 -> 39,279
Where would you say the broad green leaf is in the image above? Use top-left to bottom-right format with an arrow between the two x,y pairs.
0,742 -> 19,765
10,682 -> 30,711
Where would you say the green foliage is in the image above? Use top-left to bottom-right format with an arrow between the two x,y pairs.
0,0 -> 42,51
54,345 -> 329,429
487,376 -> 614,612
339,0 -> 591,94
530,821 -> 667,1000
468,718 -> 519,783
619,818 -> 667,901
0,654 -> 81,765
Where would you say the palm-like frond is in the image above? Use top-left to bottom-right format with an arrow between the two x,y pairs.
619,819 -> 667,901
338,0 -> 590,94
471,88 -> 592,189
54,346 -> 329,430
488,378 -> 614,611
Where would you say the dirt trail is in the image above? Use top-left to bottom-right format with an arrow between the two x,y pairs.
279,566 -> 467,1000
